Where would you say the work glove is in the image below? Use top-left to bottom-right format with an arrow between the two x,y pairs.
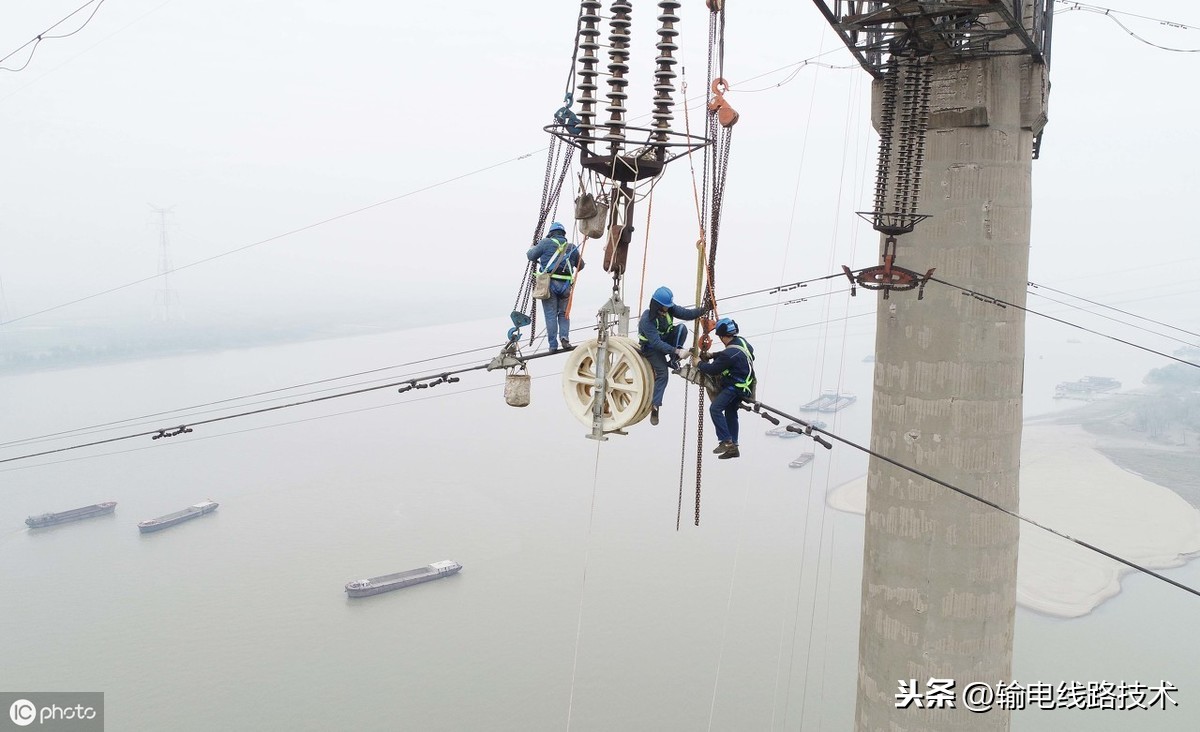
699,351 -> 713,361
676,348 -> 690,360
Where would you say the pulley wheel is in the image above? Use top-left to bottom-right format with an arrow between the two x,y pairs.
561,336 -> 654,432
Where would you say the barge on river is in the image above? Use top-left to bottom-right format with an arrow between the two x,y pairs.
26,502 -> 116,529
345,560 -> 462,598
138,500 -> 218,533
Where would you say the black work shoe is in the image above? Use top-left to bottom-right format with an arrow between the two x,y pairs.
560,340 -> 575,351
650,407 -> 660,426
712,441 -> 735,455
718,445 -> 740,459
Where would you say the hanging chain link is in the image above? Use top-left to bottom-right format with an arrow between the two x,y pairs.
516,136 -> 575,347
676,383 -> 690,531
694,384 -> 706,526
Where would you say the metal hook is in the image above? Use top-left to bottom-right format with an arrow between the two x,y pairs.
708,78 -> 739,128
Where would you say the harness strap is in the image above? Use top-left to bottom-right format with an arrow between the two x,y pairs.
722,338 -> 755,392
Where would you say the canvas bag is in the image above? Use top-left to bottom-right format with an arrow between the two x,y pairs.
580,200 -> 609,239
574,192 -> 597,220
532,271 -> 552,300
576,192 -> 609,239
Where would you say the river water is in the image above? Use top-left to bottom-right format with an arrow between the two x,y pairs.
1,310 -> 1197,731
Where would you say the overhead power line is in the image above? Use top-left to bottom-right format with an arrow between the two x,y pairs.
749,402 -> 1200,605
0,0 -> 108,72
0,49 -> 854,328
931,277 -> 1200,369
1055,1 -> 1200,52
0,150 -> 542,327
4,291 -> 1199,604
6,270 -> 1199,458
1028,280 -> 1200,342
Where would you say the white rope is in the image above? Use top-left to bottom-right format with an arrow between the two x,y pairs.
565,439 -> 604,730
705,473 -> 754,732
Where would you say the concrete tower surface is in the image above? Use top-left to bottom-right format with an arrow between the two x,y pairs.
854,15 -> 1049,732
806,2 -> 1052,730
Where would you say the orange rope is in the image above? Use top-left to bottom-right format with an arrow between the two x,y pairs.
636,188 -> 655,315
564,239 -> 587,318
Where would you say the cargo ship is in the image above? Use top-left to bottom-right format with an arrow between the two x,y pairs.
345,560 -> 462,598
25,501 -> 116,529
1054,376 -> 1121,400
800,391 -> 857,413
138,500 -> 218,533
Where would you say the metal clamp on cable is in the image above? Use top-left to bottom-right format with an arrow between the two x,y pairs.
786,423 -> 833,450
754,404 -> 780,425
152,425 -> 193,440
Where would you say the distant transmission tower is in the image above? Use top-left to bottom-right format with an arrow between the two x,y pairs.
149,204 -> 183,322
0,273 -> 9,324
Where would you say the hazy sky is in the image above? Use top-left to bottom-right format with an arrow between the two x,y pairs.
1,1 -> 1197,332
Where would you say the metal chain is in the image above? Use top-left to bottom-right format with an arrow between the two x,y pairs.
690,0 -> 730,527
517,135 -> 575,347
694,384 -> 706,526
676,383 -> 690,531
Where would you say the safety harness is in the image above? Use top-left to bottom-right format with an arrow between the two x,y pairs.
539,237 -> 577,283
723,336 -> 755,394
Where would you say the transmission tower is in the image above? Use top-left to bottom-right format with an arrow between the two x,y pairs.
149,205 -> 182,323
812,2 -> 1052,730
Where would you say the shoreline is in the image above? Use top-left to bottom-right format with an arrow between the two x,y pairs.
827,420 -> 1200,618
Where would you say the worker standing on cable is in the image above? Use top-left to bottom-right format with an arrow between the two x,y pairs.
698,318 -> 755,459
527,221 -> 585,353
638,285 -> 708,426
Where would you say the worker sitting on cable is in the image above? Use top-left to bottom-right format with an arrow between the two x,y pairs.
698,317 -> 755,460
527,221 -> 585,353
638,285 -> 708,427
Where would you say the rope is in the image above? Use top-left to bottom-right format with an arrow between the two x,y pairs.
565,438 -> 604,730
705,442 -> 754,732
796,75 -> 862,727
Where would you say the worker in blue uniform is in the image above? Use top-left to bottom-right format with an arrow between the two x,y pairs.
526,221 -> 585,353
638,285 -> 708,426
698,317 -> 755,459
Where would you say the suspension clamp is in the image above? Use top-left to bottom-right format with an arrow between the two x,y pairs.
152,425 -> 193,440
785,423 -> 833,450
842,235 -> 936,300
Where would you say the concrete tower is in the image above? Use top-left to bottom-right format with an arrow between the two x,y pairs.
811,2 -> 1051,729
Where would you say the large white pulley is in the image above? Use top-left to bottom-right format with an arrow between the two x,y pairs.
561,336 -> 654,433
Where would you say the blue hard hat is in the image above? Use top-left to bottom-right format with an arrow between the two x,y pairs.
651,286 -> 674,309
548,221 -> 566,234
714,317 -> 738,337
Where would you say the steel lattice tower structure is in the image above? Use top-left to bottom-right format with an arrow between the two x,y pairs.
149,205 -> 182,323
811,2 -> 1051,730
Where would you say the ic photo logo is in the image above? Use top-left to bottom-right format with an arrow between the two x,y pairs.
8,700 -> 35,727
2,694 -> 102,730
